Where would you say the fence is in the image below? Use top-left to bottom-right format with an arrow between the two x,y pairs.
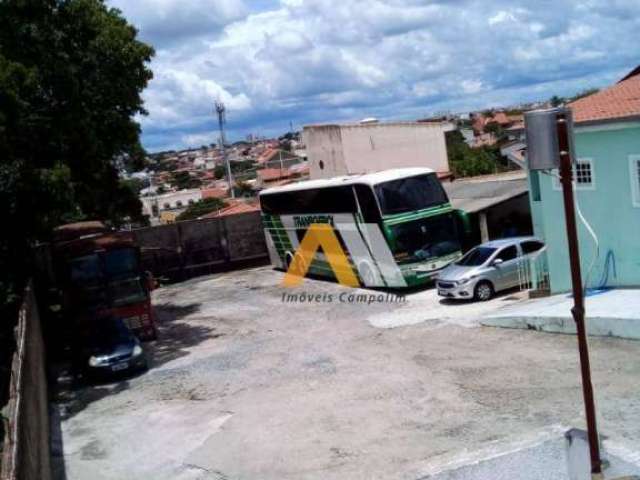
133,211 -> 270,282
1,282 -> 52,480
518,248 -> 550,295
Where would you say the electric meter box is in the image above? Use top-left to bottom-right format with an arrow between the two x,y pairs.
524,107 -> 576,171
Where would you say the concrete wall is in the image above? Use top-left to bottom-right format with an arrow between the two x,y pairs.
303,125 -> 347,179
528,124 -> 640,293
304,122 -> 450,179
134,211 -> 269,282
1,282 -> 52,480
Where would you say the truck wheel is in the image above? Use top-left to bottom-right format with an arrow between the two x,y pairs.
474,281 -> 494,301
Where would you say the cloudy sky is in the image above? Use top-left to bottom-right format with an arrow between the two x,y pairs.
108,0 -> 640,152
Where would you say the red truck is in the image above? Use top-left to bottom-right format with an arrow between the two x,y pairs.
52,221 -> 157,341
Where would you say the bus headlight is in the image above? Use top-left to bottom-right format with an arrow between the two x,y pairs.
89,355 -> 110,367
132,345 -> 143,357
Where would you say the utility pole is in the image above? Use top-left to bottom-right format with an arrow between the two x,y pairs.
556,110 -> 601,478
525,107 -> 602,479
215,100 -> 234,199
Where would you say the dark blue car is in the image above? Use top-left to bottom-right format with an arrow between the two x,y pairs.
77,317 -> 148,379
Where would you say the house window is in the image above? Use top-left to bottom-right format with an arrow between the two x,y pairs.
552,158 -> 595,191
630,155 -> 640,207
176,200 -> 183,207
575,161 -> 593,186
163,202 -> 170,209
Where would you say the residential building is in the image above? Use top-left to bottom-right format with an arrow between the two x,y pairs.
528,66 -> 640,293
303,121 -> 454,179
140,188 -> 202,221
201,186 -> 229,200
256,162 -> 310,187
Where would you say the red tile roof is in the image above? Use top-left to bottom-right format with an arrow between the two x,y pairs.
570,73 -> 640,124
257,168 -> 293,182
257,148 -> 279,164
491,112 -> 510,125
200,200 -> 259,218
201,187 -> 228,199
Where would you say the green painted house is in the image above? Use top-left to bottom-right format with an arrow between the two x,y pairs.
528,67 -> 640,293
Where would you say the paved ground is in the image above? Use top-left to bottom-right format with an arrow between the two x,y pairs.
483,288 -> 640,340
54,266 -> 640,480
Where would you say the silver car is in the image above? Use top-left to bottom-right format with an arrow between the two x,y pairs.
436,236 -> 545,301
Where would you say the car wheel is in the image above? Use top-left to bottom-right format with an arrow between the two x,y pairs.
474,281 -> 494,301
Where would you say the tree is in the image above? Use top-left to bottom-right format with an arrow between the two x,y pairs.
549,95 -> 565,107
235,180 -> 254,198
176,198 -> 228,221
445,131 -> 506,178
0,0 -> 153,306
170,171 -> 202,190
214,165 -> 226,179
483,121 -> 504,139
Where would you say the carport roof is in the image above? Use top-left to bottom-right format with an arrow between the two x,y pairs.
443,171 -> 528,213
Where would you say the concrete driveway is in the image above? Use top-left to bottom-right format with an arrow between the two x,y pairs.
53,266 -> 640,480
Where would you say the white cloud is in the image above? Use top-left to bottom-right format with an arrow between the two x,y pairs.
108,0 -> 640,150
488,10 -> 517,25
461,80 -> 483,94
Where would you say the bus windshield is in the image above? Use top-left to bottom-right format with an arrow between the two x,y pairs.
390,213 -> 460,262
375,173 -> 448,215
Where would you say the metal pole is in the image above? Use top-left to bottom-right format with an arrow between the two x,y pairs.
556,112 -> 602,477
216,101 -> 235,199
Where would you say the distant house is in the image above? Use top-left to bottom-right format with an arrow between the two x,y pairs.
256,162 -> 310,187
528,66 -> 640,293
257,148 -> 299,166
140,188 -> 202,223
471,111 -> 523,138
201,186 -> 229,200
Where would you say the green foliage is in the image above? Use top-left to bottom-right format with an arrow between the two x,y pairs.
170,171 -> 202,190
214,165 -> 226,179
549,95 -> 564,107
231,159 -> 256,173
121,177 -> 146,196
0,0 -> 153,305
235,180 -> 254,198
483,121 -> 504,138
446,131 -> 506,178
176,198 -> 228,221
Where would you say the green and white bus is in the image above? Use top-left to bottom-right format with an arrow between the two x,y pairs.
259,168 -> 469,288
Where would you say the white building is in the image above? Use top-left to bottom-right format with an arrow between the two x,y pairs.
303,121 -> 454,179
140,188 -> 202,219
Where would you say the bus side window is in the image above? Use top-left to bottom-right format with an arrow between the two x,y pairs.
354,185 -> 381,224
